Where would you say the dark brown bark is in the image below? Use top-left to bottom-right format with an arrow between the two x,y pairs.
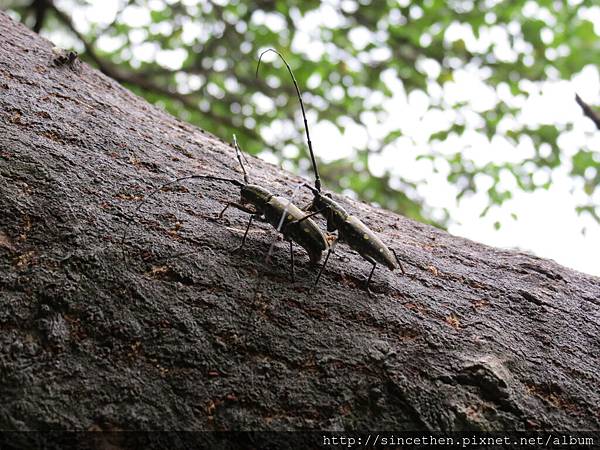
1,12 -> 599,434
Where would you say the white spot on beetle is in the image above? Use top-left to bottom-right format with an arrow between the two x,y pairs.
363,234 -> 369,240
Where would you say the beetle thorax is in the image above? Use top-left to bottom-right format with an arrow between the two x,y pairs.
241,184 -> 273,209
314,193 -> 348,229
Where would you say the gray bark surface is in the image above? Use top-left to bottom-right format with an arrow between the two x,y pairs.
1,12 -> 599,432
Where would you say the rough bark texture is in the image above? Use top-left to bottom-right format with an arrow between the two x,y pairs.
1,12 -> 599,432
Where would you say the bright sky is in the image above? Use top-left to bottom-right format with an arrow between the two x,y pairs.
41,0 -> 600,278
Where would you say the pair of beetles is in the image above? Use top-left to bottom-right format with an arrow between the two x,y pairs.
124,49 -> 407,296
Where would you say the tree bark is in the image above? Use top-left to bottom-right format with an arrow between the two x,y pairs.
1,12 -> 599,433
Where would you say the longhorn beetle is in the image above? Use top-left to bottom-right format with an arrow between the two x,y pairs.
121,135 -> 329,284
256,49 -> 406,295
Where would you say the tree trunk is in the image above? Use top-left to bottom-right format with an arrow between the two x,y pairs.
1,12 -> 599,433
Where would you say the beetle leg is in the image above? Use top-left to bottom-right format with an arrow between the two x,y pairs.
219,202 -> 256,218
364,255 -> 378,297
221,202 -> 260,253
327,234 -> 350,262
218,203 -> 231,218
312,246 -> 332,291
231,215 -> 256,253
391,248 -> 407,275
287,207 -> 328,226
289,240 -> 295,282
311,236 -> 337,290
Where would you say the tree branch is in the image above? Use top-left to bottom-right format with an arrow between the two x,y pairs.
4,11 -> 600,433
575,93 -> 600,131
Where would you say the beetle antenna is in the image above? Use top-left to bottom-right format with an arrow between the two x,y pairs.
232,134 -> 249,184
256,48 -> 322,192
300,182 -> 319,195
121,174 -> 243,260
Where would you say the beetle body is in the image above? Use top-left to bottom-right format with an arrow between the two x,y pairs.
240,185 -> 328,264
338,215 -> 398,271
122,136 -> 330,285
256,48 -> 406,293
308,189 -> 399,270
240,184 -> 272,208
301,183 -> 406,294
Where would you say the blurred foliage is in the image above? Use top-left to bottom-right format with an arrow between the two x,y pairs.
4,0 -> 600,228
